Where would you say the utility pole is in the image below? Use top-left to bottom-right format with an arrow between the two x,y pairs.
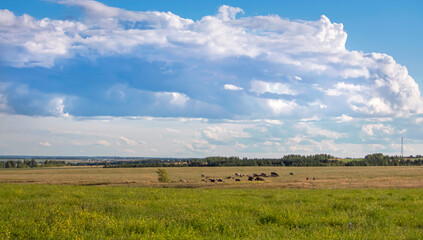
401,137 -> 404,157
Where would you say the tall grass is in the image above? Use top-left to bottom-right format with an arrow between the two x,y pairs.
0,184 -> 422,239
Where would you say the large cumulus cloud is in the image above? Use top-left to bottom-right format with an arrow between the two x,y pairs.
0,0 -> 422,120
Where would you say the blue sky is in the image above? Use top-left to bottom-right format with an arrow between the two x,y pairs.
0,0 -> 422,157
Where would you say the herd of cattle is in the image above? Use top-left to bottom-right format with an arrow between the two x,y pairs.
201,171 -> 284,183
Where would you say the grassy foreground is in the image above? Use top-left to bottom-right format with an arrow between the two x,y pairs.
0,184 -> 422,239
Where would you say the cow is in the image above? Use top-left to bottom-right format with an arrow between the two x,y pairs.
270,172 -> 279,177
235,179 -> 241,182
313,177 -> 316,180
255,177 -> 264,181
248,176 -> 254,181
209,179 -> 215,183
289,172 -> 294,175
306,177 -> 309,180
217,178 -> 223,182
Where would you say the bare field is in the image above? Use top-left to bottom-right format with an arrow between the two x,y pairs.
1,166 -> 423,189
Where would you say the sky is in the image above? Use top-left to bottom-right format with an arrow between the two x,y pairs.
0,0 -> 422,158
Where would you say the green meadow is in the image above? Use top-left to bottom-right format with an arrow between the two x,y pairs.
0,184 -> 422,239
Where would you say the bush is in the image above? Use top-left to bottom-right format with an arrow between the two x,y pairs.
157,168 -> 170,183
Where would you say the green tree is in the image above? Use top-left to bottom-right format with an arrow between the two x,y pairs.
6,160 -> 17,168
157,169 -> 170,183
17,160 -> 24,168
30,159 -> 38,168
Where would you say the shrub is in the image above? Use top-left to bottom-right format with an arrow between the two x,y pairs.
157,168 -> 170,183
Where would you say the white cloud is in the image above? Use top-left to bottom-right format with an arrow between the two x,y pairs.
217,5 -> 244,21
267,99 -> 298,114
124,149 -> 135,153
97,140 -> 110,146
39,141 -> 51,147
0,9 -> 16,26
296,122 -> 346,139
117,136 -> 137,145
300,116 -> 320,122
48,97 -> 70,117
263,119 -> 283,125
309,139 -> 339,152
365,117 -> 393,122
288,135 -> 304,144
166,128 -> 180,133
0,1 -> 422,119
224,84 -> 243,91
155,92 -> 189,106
235,142 -> 248,150
308,100 -> 327,109
362,123 -> 394,136
398,129 -> 407,134
336,114 -> 353,123
0,10 -> 84,67
250,80 -> 297,96
2,113 -> 423,158
202,125 -> 249,141
324,82 -> 366,96
0,4 -> 349,67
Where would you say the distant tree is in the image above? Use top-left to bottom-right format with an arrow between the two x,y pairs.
6,160 -> 17,168
30,159 -> 38,168
16,160 -> 24,168
157,169 -> 170,183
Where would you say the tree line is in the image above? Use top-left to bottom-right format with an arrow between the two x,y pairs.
104,153 -> 423,168
0,159 -> 69,168
345,153 -> 423,166
2,154 -> 422,169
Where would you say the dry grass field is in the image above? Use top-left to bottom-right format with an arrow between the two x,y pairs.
1,166 -> 422,189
